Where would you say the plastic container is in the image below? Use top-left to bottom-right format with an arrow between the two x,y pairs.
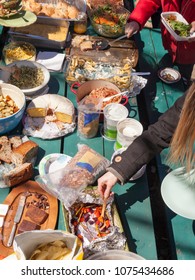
74,13 -> 88,34
103,103 -> 129,140
161,12 -> 195,41
115,118 -> 143,150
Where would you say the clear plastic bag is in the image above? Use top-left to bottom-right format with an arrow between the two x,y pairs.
35,144 -> 110,207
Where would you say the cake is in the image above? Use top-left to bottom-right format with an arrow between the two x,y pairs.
26,94 -> 75,124
17,219 -> 40,234
25,205 -> 49,225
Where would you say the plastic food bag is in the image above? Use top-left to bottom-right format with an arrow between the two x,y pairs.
77,96 -> 101,138
35,144 -> 110,207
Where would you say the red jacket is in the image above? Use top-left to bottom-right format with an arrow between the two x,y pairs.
128,0 -> 195,64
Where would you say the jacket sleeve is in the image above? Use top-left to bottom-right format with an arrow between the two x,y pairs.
128,0 -> 161,29
107,93 -> 186,184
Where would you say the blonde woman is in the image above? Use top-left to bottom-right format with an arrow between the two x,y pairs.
98,82 -> 195,199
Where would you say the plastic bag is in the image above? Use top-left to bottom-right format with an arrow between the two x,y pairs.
35,144 -> 110,207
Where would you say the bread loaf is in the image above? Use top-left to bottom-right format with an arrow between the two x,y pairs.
3,162 -> 33,187
11,140 -> 38,165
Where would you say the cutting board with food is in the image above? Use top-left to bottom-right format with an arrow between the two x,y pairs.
67,35 -> 139,68
0,180 -> 58,258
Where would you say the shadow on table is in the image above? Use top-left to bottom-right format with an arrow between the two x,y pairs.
114,176 -> 151,254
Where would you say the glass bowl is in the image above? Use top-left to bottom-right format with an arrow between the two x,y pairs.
3,41 -> 36,65
87,5 -> 130,38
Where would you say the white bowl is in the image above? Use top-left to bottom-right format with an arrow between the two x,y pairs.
0,83 -> 26,135
0,60 -> 50,96
158,67 -> 181,84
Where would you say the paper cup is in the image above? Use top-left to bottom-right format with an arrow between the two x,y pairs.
103,103 -> 129,140
115,118 -> 143,150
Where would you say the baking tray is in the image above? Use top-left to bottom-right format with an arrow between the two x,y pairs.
24,0 -> 87,22
62,186 -> 129,251
8,17 -> 70,49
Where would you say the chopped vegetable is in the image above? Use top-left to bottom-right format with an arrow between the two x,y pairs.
166,15 -> 192,37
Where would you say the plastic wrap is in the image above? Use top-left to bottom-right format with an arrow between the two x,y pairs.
35,144 -> 110,207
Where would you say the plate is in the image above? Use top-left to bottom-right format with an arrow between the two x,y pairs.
158,67 -> 181,84
39,153 -> 72,176
0,11 -> 37,27
161,167 -> 195,219
0,180 -> 58,258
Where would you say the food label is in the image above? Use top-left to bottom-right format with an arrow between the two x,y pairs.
76,151 -> 101,173
83,113 -> 99,126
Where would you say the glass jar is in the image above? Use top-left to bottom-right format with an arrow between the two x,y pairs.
74,12 -> 88,34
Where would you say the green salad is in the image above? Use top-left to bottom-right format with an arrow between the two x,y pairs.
166,16 -> 191,37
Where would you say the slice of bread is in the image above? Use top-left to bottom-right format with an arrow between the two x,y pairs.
0,136 -> 12,163
9,136 -> 23,149
3,162 -> 33,187
11,140 -> 39,165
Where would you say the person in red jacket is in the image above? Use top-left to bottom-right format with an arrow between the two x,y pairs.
125,0 -> 195,82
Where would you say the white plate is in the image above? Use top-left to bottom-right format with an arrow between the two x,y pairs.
161,167 -> 195,219
39,153 -> 72,176
158,67 -> 181,84
161,12 -> 195,42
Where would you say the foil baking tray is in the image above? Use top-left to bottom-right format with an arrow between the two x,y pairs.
25,0 -> 87,22
62,186 -> 128,258
8,17 -> 70,49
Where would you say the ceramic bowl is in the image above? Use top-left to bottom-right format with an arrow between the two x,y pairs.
0,60 -> 50,96
0,83 -> 26,135
158,67 -> 181,84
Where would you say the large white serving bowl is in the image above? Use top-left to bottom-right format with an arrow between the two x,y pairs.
0,83 -> 26,135
0,60 -> 50,96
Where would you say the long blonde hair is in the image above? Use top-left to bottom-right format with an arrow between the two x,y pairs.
169,82 -> 195,172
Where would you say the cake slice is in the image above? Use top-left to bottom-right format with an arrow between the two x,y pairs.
25,205 -> 49,225
17,219 -> 40,234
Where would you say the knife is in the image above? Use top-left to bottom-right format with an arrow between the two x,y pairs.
7,195 -> 27,247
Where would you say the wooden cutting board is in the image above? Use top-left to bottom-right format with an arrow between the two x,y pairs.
0,180 -> 58,259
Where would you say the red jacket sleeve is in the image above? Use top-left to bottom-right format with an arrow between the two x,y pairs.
128,0 -> 162,28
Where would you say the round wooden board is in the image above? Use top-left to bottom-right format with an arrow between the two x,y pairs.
0,180 -> 58,258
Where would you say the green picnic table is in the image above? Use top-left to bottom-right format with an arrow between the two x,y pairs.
0,14 -> 194,260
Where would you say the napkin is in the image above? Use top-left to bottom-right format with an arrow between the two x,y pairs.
36,51 -> 65,72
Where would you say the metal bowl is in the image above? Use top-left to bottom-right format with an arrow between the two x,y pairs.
87,6 -> 130,38
158,67 -> 181,84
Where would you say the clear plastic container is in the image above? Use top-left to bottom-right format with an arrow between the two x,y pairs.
3,41 -> 36,65
74,12 -> 88,34
103,103 -> 129,140
115,118 -> 143,150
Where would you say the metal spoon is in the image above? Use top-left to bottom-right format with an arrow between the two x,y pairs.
94,34 -> 128,50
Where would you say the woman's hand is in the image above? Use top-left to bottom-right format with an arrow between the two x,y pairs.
125,21 -> 140,38
97,171 -> 118,199
188,21 -> 195,42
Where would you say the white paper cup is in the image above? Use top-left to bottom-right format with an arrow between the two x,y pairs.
115,118 -> 143,150
103,103 -> 129,140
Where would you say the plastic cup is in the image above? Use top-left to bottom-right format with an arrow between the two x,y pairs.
115,118 -> 143,150
103,103 -> 129,140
